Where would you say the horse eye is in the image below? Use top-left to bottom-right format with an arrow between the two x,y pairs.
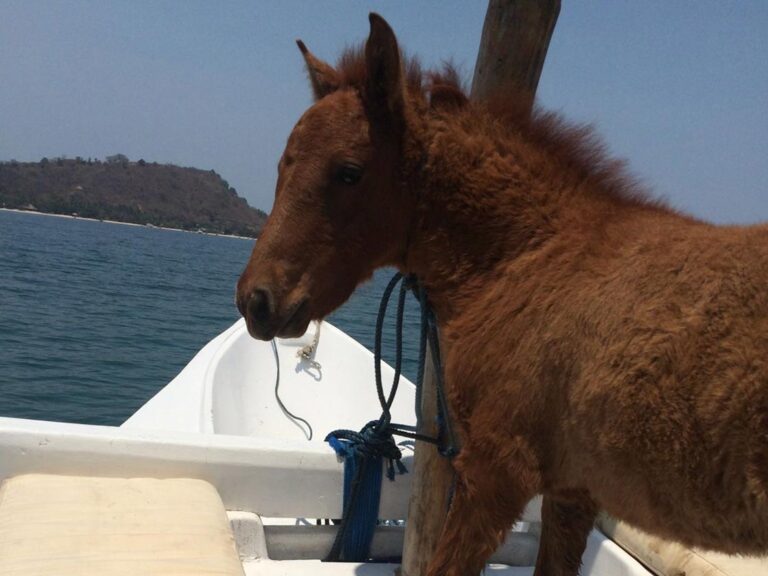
335,163 -> 363,185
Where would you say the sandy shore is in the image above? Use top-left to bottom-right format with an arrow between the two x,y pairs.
0,208 -> 255,240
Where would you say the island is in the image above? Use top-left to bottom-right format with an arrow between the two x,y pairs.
0,156 -> 267,238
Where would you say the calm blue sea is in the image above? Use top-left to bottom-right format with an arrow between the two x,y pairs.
0,210 -> 420,425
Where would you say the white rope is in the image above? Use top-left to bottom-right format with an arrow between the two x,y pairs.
296,320 -> 322,370
272,339 -> 313,440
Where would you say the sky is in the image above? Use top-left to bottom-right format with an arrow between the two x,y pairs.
1,1 -> 766,224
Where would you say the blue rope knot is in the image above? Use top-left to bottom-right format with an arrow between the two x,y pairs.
327,420 -> 408,481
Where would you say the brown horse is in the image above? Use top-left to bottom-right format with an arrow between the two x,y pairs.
237,13 -> 768,576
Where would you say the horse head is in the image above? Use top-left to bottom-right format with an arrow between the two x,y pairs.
237,14 -> 414,340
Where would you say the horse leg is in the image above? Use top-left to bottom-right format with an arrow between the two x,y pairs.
533,494 -> 598,576
425,437 -> 540,576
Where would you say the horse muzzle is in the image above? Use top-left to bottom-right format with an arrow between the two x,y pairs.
237,285 -> 311,340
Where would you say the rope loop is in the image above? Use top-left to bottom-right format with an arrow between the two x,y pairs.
324,272 -> 457,562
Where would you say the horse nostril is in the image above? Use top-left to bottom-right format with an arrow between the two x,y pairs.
247,288 -> 274,324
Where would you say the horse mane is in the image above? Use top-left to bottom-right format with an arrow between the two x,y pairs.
335,44 -> 669,212
335,44 -> 424,95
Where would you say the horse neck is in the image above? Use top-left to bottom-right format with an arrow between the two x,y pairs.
401,112 -> 582,323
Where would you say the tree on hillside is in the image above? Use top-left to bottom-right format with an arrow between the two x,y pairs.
106,154 -> 129,164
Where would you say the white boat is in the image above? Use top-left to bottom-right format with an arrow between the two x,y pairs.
0,319 -> 763,575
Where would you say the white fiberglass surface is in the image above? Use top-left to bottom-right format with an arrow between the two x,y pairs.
207,320 -> 417,442
240,532 -> 652,575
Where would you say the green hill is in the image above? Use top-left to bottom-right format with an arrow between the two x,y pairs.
0,157 -> 267,237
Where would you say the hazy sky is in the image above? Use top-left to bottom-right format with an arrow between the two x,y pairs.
1,1 -> 766,223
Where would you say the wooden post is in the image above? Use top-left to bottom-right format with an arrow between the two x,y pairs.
399,341 -> 454,576
471,0 -> 560,106
399,2 -> 560,575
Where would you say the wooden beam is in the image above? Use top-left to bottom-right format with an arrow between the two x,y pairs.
400,2 -> 560,575
471,0 -> 560,105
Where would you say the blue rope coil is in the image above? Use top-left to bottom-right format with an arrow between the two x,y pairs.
324,421 -> 409,562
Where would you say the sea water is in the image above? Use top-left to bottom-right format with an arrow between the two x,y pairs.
0,209 -> 420,425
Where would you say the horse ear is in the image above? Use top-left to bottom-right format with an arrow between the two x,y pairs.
297,40 -> 340,100
364,13 -> 404,128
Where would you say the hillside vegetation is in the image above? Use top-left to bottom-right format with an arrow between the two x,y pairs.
0,156 -> 267,237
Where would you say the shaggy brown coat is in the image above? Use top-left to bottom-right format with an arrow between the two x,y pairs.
237,14 -> 768,576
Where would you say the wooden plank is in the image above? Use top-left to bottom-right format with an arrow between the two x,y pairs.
400,2 -> 561,575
